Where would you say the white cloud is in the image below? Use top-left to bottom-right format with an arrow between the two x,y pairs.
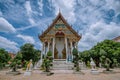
0,11 -> 2,16
78,21 -> 120,51
25,1 -> 32,15
52,0 -> 76,24
0,36 -> 18,51
105,0 -> 120,13
16,17 -> 52,31
72,0 -> 120,51
24,1 -> 35,25
0,17 -> 16,33
16,34 -> 35,44
38,0 -> 43,16
75,0 -> 103,26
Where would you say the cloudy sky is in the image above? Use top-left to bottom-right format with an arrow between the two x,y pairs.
0,0 -> 120,53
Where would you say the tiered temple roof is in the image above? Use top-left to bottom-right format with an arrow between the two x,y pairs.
39,12 -> 81,41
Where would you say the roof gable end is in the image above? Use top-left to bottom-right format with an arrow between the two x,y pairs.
39,12 -> 81,40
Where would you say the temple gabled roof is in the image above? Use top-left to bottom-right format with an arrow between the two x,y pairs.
39,12 -> 81,40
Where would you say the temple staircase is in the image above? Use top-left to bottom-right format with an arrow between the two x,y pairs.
52,59 -> 73,70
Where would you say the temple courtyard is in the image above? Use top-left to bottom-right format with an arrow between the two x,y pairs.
0,68 -> 120,80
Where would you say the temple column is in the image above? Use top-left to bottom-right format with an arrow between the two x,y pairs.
44,42 -> 46,57
44,42 -> 47,56
65,37 -> 68,62
76,42 -> 78,50
74,42 -> 76,48
70,41 -> 73,61
52,37 -> 55,59
48,42 -> 50,52
41,42 -> 44,62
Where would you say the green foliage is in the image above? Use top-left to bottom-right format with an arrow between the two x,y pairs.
47,51 -> 52,56
42,51 -> 53,72
20,43 -> 41,66
79,50 -> 90,66
87,61 -> 90,68
20,43 -> 34,61
0,48 -> 11,69
105,58 -> 111,71
33,49 -> 41,64
79,39 -> 120,68
100,55 -> 106,67
113,59 -> 118,67
72,48 -> 80,71
10,52 -> 22,72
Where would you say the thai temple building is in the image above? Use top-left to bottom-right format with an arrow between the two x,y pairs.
39,12 -> 81,62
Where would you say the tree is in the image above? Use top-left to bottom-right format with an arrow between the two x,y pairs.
113,48 -> 120,64
10,52 -> 22,72
105,58 -> 111,71
91,40 -> 120,67
20,43 -> 35,61
33,49 -> 41,63
79,39 -> 120,68
100,55 -> 106,67
72,48 -> 80,71
20,43 -> 41,66
0,48 -> 11,69
113,59 -> 118,68
79,50 -> 91,67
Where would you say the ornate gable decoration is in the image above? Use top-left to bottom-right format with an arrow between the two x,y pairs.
54,19 -> 65,30
39,12 -> 81,41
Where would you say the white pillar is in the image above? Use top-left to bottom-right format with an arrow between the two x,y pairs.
76,42 -> 78,50
70,41 -> 73,61
44,43 -> 46,57
52,38 -> 55,59
41,42 -> 44,62
65,37 -> 68,62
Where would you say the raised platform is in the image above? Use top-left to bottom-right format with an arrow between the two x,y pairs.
52,60 -> 73,70
35,59 -> 86,70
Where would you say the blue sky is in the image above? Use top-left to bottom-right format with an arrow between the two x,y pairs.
0,0 -> 120,53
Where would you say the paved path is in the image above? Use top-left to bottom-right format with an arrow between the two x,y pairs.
0,68 -> 120,80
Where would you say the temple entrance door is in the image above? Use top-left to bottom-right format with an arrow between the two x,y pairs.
55,31 -> 66,59
55,37 -> 65,59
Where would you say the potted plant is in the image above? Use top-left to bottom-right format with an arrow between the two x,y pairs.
42,51 -> 53,76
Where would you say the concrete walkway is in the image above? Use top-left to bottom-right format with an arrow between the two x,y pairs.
0,68 -> 120,80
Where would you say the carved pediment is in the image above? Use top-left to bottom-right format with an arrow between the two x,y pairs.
39,12 -> 81,41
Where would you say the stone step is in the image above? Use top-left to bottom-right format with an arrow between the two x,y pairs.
52,65 -> 73,70
53,65 -> 73,67
53,67 -> 73,70
52,60 -> 73,70
53,62 -> 73,65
